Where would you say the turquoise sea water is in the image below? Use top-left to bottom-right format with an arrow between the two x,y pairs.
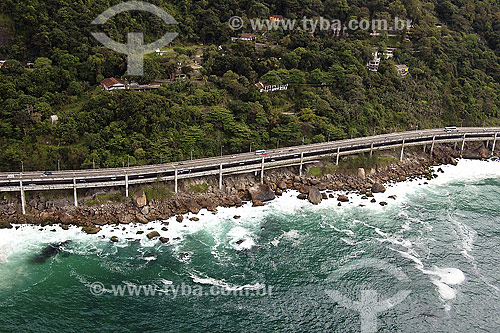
0,160 -> 499,332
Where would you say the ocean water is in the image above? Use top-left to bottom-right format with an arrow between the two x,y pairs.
0,160 -> 499,332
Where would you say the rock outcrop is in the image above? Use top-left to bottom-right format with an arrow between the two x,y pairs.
307,186 -> 322,205
248,184 -> 276,202
371,183 -> 386,193
147,231 -> 160,239
132,191 -> 147,208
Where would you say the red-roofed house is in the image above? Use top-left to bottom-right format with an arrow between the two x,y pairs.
101,77 -> 128,91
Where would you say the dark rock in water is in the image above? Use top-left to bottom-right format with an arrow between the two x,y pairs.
190,217 -> 200,222
308,186 -> 322,205
161,227 -> 168,231
236,239 -> 245,245
147,231 -> 160,239
371,183 -> 386,193
61,225 -> 69,230
248,184 -> 275,202
297,193 -> 307,200
180,253 -> 189,260
437,168 -> 444,173
379,201 -> 388,206
0,221 -> 13,229
233,215 -> 241,219
159,237 -> 169,244
388,195 -> 397,200
110,236 -> 119,243
371,198 -> 377,203
136,231 -> 144,235
176,215 -> 184,223
252,200 -> 265,207
82,226 -> 101,234
31,240 -> 72,264
337,195 -> 349,202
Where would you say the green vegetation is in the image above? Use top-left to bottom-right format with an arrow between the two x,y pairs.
0,0 -> 499,171
308,165 -> 338,177
84,192 -> 125,206
189,183 -> 209,193
309,152 -> 399,176
140,183 -> 173,201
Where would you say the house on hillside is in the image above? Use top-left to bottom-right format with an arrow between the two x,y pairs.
255,81 -> 288,93
269,15 -> 284,21
231,33 -> 257,42
101,77 -> 128,91
395,64 -> 409,76
155,48 -> 169,56
0,60 -> 5,68
367,58 -> 380,72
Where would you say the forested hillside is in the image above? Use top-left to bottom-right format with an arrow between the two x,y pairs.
0,0 -> 499,171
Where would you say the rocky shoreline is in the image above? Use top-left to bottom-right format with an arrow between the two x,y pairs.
0,142 -> 496,238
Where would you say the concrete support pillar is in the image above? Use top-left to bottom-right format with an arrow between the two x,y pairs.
460,134 -> 466,158
400,139 -> 405,162
486,140 -> 489,148
73,178 -> 78,207
299,152 -> 304,176
20,179 -> 26,215
492,133 -> 498,156
125,174 -> 129,198
260,157 -> 265,184
370,143 -> 374,158
423,144 -> 426,153
174,169 -> 178,193
219,164 -> 223,190
430,136 -> 436,157
336,147 -> 340,165
454,142 -> 457,151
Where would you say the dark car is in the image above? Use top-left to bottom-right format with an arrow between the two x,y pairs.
41,171 -> 53,177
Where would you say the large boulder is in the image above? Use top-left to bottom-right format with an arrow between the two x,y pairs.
357,168 -> 366,179
371,183 -> 386,193
308,186 -> 322,205
132,190 -> 147,208
82,226 -> 101,234
147,231 -> 160,239
248,184 -> 276,202
337,195 -> 349,202
187,200 -> 202,214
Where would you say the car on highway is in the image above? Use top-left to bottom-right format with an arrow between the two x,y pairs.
7,174 -> 15,179
444,126 -> 458,133
255,150 -> 268,156
41,171 -> 53,177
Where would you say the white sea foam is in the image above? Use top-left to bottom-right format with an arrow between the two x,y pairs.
189,272 -> 264,291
